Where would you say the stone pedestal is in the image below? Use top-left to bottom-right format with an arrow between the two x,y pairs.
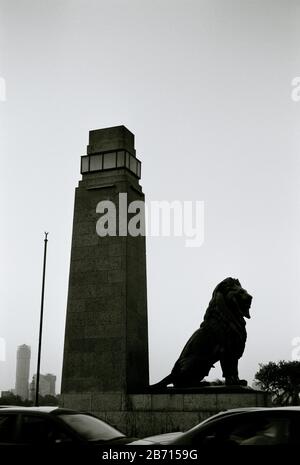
60,387 -> 271,437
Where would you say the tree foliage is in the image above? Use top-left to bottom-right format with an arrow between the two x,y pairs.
255,360 -> 300,405
0,393 -> 59,407
0,393 -> 32,406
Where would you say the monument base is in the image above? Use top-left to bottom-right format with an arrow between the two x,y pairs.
60,387 -> 271,437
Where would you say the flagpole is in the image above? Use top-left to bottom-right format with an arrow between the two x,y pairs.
35,232 -> 49,407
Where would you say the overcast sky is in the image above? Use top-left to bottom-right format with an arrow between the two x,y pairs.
1,0 -> 300,393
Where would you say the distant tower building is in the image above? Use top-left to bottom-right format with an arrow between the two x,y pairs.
15,344 -> 31,400
29,373 -> 56,400
61,126 -> 149,395
44,374 -> 56,396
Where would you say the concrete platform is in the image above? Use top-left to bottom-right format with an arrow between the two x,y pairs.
60,387 -> 271,437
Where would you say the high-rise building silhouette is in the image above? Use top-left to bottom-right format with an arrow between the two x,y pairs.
15,344 -> 31,400
29,373 -> 56,400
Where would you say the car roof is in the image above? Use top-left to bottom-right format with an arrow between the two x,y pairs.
187,406 -> 300,431
0,406 -> 79,414
217,407 -> 300,414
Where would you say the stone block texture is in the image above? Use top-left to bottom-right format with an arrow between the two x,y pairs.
60,390 -> 272,437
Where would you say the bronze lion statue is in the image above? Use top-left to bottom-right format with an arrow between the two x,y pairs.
151,277 -> 252,388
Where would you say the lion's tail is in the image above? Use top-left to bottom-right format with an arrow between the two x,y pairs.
148,374 -> 173,391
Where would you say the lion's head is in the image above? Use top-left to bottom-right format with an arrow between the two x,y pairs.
212,277 -> 252,320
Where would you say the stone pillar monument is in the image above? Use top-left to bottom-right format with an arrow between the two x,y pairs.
61,125 -> 149,395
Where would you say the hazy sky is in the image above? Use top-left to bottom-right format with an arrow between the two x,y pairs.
1,0 -> 300,392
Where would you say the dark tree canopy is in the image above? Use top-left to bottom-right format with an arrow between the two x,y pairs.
255,360 -> 300,405
0,393 -> 32,406
0,393 -> 59,406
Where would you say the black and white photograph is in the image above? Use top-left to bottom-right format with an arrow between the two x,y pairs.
1,0 -> 300,459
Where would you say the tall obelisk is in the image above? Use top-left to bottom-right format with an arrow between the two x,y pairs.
61,126 -> 149,394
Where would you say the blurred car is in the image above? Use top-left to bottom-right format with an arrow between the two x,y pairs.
131,407 -> 300,446
0,406 -> 137,448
